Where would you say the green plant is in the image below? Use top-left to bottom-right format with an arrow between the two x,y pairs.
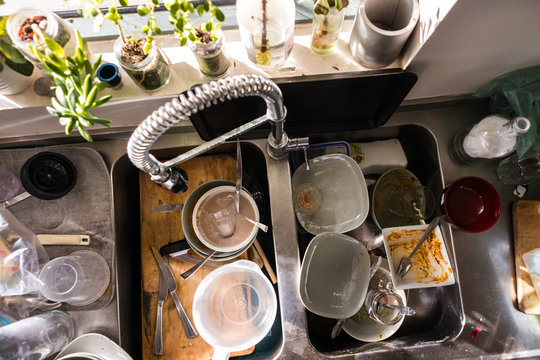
166,0 -> 225,46
28,30 -> 112,142
79,0 -> 128,42
136,0 -> 163,54
313,0 -> 349,14
0,16 -> 33,76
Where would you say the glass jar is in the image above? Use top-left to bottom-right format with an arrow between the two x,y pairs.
453,115 -> 531,164
311,7 -> 344,55
7,8 -> 77,65
363,265 -> 404,325
497,152 -> 540,185
189,28 -> 230,79
114,37 -> 171,92
0,311 -> 74,360
236,0 -> 295,69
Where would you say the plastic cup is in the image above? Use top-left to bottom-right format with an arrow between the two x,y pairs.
39,250 -> 110,306
192,260 -> 277,360
0,310 -> 74,360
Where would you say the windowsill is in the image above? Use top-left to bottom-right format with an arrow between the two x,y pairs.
0,20 -> 402,111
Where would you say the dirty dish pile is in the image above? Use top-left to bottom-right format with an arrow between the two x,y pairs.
292,154 -> 369,235
182,181 -> 257,261
299,233 -> 371,319
193,185 -> 259,253
382,224 -> 455,290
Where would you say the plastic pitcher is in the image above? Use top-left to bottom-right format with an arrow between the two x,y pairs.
192,260 -> 277,360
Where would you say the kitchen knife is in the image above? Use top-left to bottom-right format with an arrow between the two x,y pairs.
152,265 -> 169,356
235,139 -> 242,213
150,245 -> 198,338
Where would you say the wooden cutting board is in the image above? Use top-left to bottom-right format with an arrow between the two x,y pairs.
513,200 -> 540,314
139,154 -> 255,359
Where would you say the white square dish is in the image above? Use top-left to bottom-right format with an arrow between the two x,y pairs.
382,224 -> 455,290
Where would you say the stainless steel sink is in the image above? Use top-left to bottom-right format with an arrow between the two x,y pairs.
111,125 -> 464,359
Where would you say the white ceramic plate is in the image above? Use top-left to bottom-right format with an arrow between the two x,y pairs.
343,265 -> 406,342
292,154 -> 369,235
382,224 -> 455,290
55,333 -> 132,360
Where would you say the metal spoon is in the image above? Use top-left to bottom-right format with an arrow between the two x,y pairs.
154,203 -> 184,212
331,256 -> 382,339
180,250 -> 218,280
380,302 -> 416,316
396,216 -> 440,278
238,214 -> 269,232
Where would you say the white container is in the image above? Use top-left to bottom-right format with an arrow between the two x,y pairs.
0,59 -> 33,95
236,0 -> 295,68
192,260 -> 277,360
55,333 -> 132,360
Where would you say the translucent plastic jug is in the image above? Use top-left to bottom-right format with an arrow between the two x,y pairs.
192,260 -> 277,360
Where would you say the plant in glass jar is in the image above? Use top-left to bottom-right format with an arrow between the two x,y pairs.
311,0 -> 348,55
79,0 -> 171,92
0,16 -> 34,95
28,30 -> 112,142
166,0 -> 229,78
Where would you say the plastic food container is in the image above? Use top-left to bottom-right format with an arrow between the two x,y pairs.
299,233 -> 370,319
382,224 -> 455,290
192,260 -> 277,360
292,153 -> 369,235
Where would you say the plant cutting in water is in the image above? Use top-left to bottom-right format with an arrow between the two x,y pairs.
311,0 -> 349,54
28,30 -> 112,142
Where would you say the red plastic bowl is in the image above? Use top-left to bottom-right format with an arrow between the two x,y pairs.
443,176 -> 501,233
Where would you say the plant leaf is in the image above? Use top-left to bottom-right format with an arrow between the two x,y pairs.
214,8 -> 225,22
84,86 -> 98,107
59,117 -> 71,126
46,106 -> 63,117
44,37 -> 65,57
77,122 -> 93,142
180,36 -> 187,46
92,95 -> 112,108
91,54 -> 102,74
137,5 -> 150,16
196,4 -> 204,16
96,81 -> 108,92
119,0 -> 129,6
204,0 -> 210,12
66,118 -> 76,135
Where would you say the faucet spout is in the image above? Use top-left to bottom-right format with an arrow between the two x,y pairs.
127,75 -> 290,193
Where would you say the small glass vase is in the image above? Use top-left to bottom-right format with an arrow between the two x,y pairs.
189,28 -> 230,79
311,7 -> 345,55
236,0 -> 295,69
114,36 -> 171,92
7,8 -> 77,65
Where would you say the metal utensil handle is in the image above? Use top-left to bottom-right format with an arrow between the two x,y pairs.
152,300 -> 164,355
235,139 -> 242,213
407,217 -> 440,260
170,290 -> 198,338
180,250 -> 217,280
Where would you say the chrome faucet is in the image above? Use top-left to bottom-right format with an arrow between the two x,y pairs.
128,75 -> 309,193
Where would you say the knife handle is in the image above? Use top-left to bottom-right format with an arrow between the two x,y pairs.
152,300 -> 164,356
171,290 -> 198,338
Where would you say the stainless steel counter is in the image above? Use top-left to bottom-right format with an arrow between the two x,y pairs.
2,98 -> 539,359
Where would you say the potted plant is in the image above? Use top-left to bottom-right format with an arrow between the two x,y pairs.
0,16 -> 34,95
6,7 -> 78,65
80,0 -> 171,92
166,0 -> 229,78
28,30 -> 112,142
311,0 -> 349,55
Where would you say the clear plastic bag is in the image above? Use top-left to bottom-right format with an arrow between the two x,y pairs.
0,209 -> 49,296
472,65 -> 540,159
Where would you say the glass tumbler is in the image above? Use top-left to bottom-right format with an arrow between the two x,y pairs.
385,185 -> 435,219
0,310 -> 74,360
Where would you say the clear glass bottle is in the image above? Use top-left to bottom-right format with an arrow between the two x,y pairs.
236,0 -> 295,69
497,153 -> 540,185
311,7 -> 344,55
0,311 -> 74,360
7,8 -> 77,65
453,115 -> 531,164
189,27 -> 230,79
114,36 -> 170,92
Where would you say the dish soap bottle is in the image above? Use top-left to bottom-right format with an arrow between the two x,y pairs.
453,115 -> 531,163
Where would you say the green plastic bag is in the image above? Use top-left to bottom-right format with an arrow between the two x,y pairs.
472,65 -> 540,159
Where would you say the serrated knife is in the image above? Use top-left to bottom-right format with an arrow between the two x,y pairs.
150,245 -> 198,339
152,267 -> 168,355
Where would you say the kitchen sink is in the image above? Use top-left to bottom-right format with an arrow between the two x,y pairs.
111,141 -> 283,359
294,124 -> 465,355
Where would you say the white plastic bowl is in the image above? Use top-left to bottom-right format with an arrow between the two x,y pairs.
292,153 -> 369,235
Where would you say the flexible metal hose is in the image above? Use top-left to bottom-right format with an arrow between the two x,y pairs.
127,75 -> 285,184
